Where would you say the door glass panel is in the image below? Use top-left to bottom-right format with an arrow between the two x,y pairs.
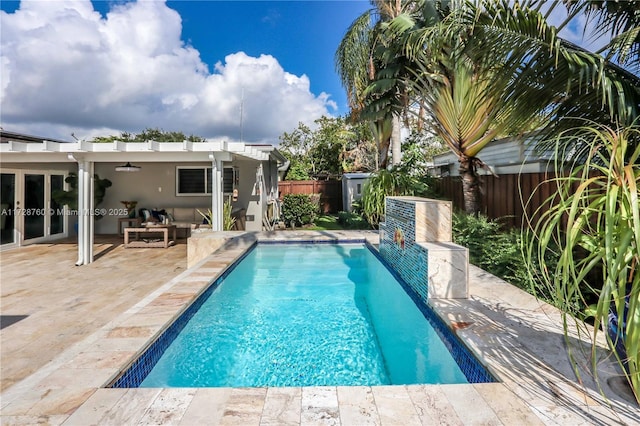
24,174 -> 45,240
50,175 -> 64,235
1,173 -> 16,244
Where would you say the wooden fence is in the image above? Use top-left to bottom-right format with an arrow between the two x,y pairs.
280,173 -> 582,224
278,180 -> 343,213
438,172 -> 566,229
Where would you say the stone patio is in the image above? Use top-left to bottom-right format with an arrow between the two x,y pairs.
1,231 -> 638,425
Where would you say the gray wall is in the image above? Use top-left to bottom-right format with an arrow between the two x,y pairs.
231,159 -> 262,231
96,159 -> 272,234
96,162 -> 213,234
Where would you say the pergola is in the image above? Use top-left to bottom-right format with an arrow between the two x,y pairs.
1,138 -> 275,265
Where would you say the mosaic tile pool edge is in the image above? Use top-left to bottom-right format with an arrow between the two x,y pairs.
366,240 -> 496,384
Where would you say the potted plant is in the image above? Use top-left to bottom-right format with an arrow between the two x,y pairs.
120,201 -> 138,218
196,200 -> 236,231
52,172 -> 112,217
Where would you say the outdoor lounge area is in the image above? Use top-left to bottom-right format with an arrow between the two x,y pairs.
0,134 -> 287,260
1,231 -> 638,425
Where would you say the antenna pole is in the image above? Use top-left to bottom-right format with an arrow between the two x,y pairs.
240,88 -> 244,142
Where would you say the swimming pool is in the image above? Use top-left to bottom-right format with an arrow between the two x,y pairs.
111,242 -> 494,388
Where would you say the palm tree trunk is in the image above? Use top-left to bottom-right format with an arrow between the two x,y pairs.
391,114 -> 402,165
459,156 -> 482,215
378,137 -> 391,169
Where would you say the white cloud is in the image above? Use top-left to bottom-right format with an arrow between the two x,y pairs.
0,0 -> 335,143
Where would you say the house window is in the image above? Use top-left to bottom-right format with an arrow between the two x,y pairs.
176,167 -> 211,196
176,166 -> 237,196
223,167 -> 234,194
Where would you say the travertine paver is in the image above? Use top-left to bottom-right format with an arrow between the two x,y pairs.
440,384 -> 502,425
472,383 -> 544,425
261,387 -> 302,426
405,385 -> 463,425
62,389 -> 127,426
370,386 -> 421,426
0,235 -> 187,391
138,388 -> 196,425
301,387 -> 340,425
336,386 -> 380,425
2,230 -> 640,425
179,388 -> 231,425
99,388 -> 161,425
219,387 -> 267,425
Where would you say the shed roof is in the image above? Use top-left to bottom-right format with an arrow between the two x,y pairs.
342,172 -> 372,180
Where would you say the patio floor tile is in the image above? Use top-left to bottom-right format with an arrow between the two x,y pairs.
2,231 -> 639,425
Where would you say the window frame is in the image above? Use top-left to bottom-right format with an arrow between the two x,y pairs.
175,166 -> 211,196
223,167 -> 239,195
176,166 -> 238,197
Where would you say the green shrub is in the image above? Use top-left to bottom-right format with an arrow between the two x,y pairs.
360,169 -> 434,227
337,211 -> 370,229
452,212 -> 559,302
284,162 -> 311,180
282,194 -> 320,227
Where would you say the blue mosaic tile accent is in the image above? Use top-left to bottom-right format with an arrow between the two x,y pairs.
110,239 -> 495,388
366,241 -> 495,383
380,199 -> 429,303
259,239 -> 366,245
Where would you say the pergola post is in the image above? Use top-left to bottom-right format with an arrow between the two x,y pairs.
87,161 -> 94,264
209,153 -> 223,231
73,157 -> 94,265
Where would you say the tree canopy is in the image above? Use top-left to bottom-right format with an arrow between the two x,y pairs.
278,116 -> 376,180
91,128 -> 205,143
341,0 -> 639,214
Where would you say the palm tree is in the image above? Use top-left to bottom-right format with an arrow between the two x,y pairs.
335,1 -> 420,169
373,2 -> 543,213
374,0 -> 639,214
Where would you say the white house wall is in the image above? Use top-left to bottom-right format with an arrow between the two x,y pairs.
231,159 -> 262,231
432,138 -> 553,177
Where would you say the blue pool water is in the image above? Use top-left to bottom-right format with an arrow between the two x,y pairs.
138,243 -> 471,387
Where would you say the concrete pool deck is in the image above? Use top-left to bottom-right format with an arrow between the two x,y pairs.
1,231 -> 638,425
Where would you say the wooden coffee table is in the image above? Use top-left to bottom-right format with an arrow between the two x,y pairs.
118,217 -> 142,235
124,225 -> 177,248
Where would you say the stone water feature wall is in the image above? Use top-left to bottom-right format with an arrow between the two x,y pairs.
379,196 -> 468,301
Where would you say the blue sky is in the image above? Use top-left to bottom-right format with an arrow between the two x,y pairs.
92,0 -> 370,112
0,1 -> 610,144
0,0 -> 370,142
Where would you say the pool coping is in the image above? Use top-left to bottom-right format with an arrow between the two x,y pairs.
1,230 -> 638,425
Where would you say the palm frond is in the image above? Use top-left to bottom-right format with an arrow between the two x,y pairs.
335,10 -> 375,113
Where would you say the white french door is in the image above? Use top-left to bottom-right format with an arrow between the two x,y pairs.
0,169 -> 67,248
